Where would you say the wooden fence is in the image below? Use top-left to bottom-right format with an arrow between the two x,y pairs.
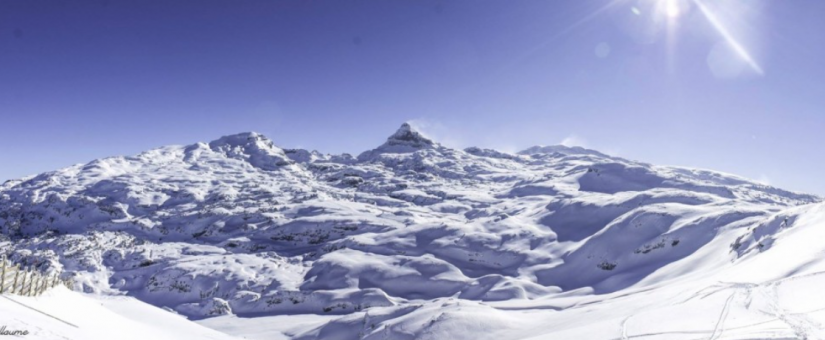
0,256 -> 72,296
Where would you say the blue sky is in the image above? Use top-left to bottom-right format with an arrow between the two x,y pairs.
2,0 -> 824,195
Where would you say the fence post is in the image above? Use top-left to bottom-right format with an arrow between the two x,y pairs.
12,265 -> 19,294
28,269 -> 34,297
27,271 -> 32,297
1,256 -> 6,294
36,272 -> 41,296
32,273 -> 39,296
20,268 -> 27,296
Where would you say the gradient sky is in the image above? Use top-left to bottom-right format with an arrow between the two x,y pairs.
2,0 -> 824,195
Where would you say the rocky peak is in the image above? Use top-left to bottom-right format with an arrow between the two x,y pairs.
385,123 -> 436,149
357,123 -> 441,161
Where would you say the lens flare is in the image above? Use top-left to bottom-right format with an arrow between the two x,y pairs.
691,0 -> 764,75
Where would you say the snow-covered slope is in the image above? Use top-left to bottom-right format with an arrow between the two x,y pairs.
0,286 -> 240,339
1,123 -> 823,339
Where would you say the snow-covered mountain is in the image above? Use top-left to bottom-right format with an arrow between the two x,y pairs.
2,123 -> 824,339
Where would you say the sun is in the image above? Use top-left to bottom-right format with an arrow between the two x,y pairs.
664,0 -> 681,18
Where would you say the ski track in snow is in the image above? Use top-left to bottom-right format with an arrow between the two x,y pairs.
709,292 -> 736,340
620,314 -> 632,340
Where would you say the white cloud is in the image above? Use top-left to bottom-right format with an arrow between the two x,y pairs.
560,134 -> 587,147
406,118 -> 466,148
757,174 -> 771,185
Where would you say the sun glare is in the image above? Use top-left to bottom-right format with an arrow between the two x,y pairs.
650,0 -> 763,75
665,0 -> 681,18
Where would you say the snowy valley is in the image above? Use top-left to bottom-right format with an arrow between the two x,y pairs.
2,123 -> 825,339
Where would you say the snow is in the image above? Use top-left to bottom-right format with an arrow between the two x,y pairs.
2,122 -> 825,339
0,286 -> 239,339
199,314 -> 339,340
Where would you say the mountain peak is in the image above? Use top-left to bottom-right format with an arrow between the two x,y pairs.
205,132 -> 293,170
358,123 -> 439,160
208,132 -> 267,148
385,122 -> 436,149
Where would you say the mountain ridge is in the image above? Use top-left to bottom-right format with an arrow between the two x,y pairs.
1,123 -> 823,339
